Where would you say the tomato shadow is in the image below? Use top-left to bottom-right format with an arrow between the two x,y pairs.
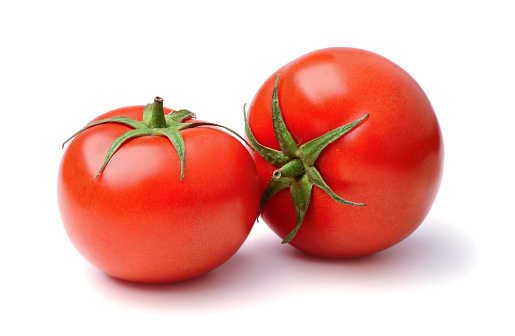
86,217 -> 476,313
283,217 -> 477,291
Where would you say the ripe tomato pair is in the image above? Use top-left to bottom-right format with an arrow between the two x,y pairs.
58,47 -> 443,283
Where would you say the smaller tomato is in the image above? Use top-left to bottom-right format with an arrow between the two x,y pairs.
58,97 -> 260,283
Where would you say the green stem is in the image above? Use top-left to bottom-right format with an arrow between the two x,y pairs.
273,158 -> 304,179
151,96 -> 168,128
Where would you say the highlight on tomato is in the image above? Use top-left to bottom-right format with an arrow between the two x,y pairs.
245,47 -> 444,258
58,97 -> 260,283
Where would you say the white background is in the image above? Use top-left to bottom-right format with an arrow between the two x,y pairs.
1,1 -> 514,335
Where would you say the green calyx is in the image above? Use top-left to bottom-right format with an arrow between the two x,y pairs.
63,96 -> 249,181
244,75 -> 369,244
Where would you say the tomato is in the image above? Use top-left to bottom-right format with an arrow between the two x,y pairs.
58,98 -> 260,283
245,48 -> 443,258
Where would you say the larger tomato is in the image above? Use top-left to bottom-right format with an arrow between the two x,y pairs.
245,48 -> 443,258
58,97 -> 260,283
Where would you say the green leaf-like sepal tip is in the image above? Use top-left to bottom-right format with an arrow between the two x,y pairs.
244,75 -> 369,244
63,96 -> 251,181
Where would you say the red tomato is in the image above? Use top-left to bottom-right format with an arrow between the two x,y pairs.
58,101 -> 260,283
246,48 -> 443,258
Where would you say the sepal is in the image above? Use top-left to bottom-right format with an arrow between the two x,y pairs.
244,105 -> 290,167
306,167 -> 366,206
62,117 -> 147,148
270,75 -> 299,158
157,128 -> 186,181
259,176 -> 294,217
282,175 -> 313,244
166,109 -> 196,125
298,113 -> 369,166
95,128 -> 153,180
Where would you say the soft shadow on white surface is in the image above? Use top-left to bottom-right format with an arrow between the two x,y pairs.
286,218 -> 476,291
86,218 -> 475,313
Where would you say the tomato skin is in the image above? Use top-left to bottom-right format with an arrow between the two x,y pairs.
248,48 -> 443,258
58,106 -> 260,282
